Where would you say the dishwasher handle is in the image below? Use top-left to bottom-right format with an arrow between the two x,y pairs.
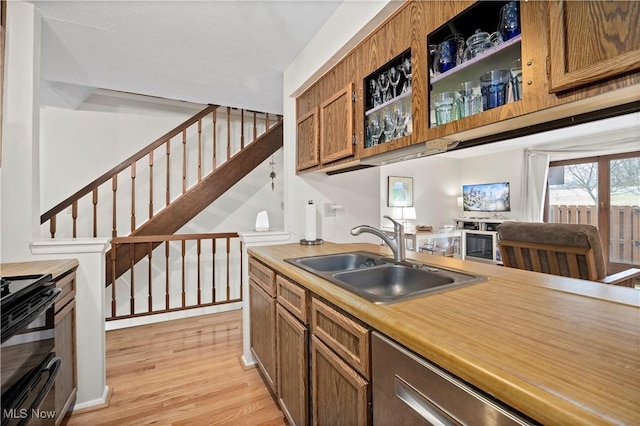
395,375 -> 460,426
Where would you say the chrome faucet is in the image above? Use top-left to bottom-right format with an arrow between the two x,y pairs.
350,215 -> 406,262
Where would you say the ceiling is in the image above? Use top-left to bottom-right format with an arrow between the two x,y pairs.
29,0 -> 344,114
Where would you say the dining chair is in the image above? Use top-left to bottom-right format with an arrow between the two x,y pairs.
497,222 -> 640,287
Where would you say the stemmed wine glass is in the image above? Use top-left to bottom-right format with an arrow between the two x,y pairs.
399,57 -> 412,92
382,108 -> 397,143
367,113 -> 383,146
369,78 -> 381,108
378,72 -> 390,104
389,66 -> 401,99
394,103 -> 406,137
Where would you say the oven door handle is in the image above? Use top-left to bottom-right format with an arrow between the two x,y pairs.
1,286 -> 61,343
24,355 -> 62,418
3,353 -> 62,426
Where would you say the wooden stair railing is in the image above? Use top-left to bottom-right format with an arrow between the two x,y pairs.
108,233 -> 242,320
39,104 -> 283,285
106,120 -> 282,284
40,105 -> 281,239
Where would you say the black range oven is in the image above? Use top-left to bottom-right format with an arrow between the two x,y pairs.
1,274 -> 61,426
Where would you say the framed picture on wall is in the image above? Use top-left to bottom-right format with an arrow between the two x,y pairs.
388,176 -> 413,207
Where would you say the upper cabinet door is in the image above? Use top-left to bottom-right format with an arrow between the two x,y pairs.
548,0 -> 640,93
296,107 -> 319,172
319,83 -> 354,164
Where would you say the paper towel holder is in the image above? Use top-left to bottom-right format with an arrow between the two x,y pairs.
301,199 -> 323,245
300,237 -> 323,245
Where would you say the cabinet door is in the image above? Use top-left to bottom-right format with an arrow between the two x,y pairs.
311,336 -> 370,426
548,0 -> 640,92
54,299 -> 76,425
276,305 -> 309,426
319,82 -> 354,164
296,107 -> 320,171
311,298 -> 370,379
249,280 -> 277,394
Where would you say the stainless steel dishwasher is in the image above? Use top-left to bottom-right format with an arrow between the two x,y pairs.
371,332 -> 537,425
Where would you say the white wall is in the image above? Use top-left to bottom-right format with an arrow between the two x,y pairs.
1,2 -> 41,262
380,156 -> 462,229
39,94 -> 200,213
458,149 -> 523,221
40,95 -> 284,239
283,1 -> 400,244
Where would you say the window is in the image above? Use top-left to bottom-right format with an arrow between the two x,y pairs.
545,152 -> 640,273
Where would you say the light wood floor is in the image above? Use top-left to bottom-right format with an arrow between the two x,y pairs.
66,310 -> 286,426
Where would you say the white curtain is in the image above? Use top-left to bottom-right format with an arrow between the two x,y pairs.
521,133 -> 640,223
521,150 -> 550,222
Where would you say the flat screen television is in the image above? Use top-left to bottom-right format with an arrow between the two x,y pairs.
462,182 -> 511,212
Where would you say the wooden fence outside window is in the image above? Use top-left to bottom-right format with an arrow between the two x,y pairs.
549,204 -> 639,264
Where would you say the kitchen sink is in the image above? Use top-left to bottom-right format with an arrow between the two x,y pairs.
291,252 -> 388,272
285,251 -> 485,304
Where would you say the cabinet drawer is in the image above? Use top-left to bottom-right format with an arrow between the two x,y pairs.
249,257 -> 276,297
55,271 -> 76,313
277,275 -> 309,324
311,298 -> 370,379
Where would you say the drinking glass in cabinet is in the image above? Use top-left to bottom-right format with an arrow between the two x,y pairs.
433,91 -> 456,125
369,79 -> 382,108
499,1 -> 520,41
382,108 -> 397,143
479,69 -> 510,110
428,44 -> 437,79
378,72 -> 391,103
389,67 -> 401,98
456,81 -> 482,118
399,57 -> 412,92
509,59 -> 523,101
395,97 -> 412,137
434,39 -> 457,74
366,113 -> 383,147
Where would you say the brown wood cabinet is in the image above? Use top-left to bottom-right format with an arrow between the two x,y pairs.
294,0 -> 640,173
276,304 -> 308,426
249,257 -> 277,394
548,0 -> 640,93
311,335 -> 370,426
319,83 -> 355,164
310,297 -> 370,379
249,280 -> 277,394
276,275 -> 310,426
296,107 -> 319,171
249,257 -> 372,425
295,81 -> 356,171
310,297 -> 371,425
53,269 -> 77,425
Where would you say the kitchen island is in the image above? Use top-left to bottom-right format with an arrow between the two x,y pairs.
248,242 -> 639,425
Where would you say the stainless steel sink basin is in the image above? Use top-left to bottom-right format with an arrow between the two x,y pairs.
291,252 -> 388,272
285,251 -> 486,304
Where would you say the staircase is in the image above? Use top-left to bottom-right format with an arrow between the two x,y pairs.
40,104 -> 283,286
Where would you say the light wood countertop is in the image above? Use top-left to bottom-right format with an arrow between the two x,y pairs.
1,259 -> 79,280
249,242 -> 640,425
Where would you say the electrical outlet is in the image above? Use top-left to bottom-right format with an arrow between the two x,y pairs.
324,203 -> 336,217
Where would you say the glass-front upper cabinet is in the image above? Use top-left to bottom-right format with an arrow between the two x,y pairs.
364,49 -> 412,148
427,1 -> 522,128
